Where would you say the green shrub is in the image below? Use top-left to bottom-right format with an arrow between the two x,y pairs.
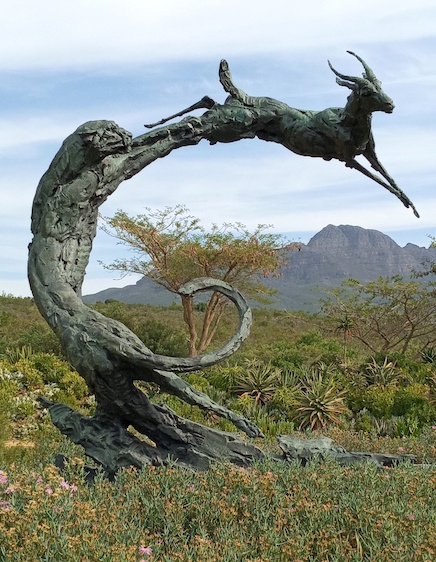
91,301 -> 187,356
204,363 -> 244,392
14,394 -> 37,419
267,341 -> 305,369
367,352 -> 432,385
9,359 -> 44,389
270,385 -> 299,414
395,416 -> 422,437
353,409 -> 375,433
14,326 -> 61,355
358,384 -> 397,418
31,353 -> 73,384
133,317 -> 187,356
0,377 -> 19,443
391,383 -> 430,417
295,331 -> 344,364
58,371 -> 89,400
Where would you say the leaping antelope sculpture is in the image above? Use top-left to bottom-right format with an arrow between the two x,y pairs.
147,51 -> 418,217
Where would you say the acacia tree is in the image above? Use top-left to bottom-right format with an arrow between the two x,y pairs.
321,276 -> 436,356
101,205 -> 293,356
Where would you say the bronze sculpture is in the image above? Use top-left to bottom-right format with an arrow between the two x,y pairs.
30,54 -> 418,473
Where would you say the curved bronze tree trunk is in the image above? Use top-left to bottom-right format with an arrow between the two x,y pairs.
28,94 -> 271,471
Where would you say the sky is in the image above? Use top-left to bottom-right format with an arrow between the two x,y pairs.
1,0 -> 436,297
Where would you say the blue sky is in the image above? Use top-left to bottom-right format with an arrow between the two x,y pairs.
1,0 -> 436,297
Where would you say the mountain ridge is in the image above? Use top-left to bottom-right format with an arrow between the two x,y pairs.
83,225 -> 436,312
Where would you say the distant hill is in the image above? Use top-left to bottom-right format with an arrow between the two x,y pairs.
83,224 -> 436,312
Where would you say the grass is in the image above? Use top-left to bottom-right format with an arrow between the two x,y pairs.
1,430 -> 436,562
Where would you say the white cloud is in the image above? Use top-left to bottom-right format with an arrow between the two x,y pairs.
1,1 -> 436,70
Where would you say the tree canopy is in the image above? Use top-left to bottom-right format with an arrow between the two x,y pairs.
321,275 -> 436,356
101,205 -> 294,356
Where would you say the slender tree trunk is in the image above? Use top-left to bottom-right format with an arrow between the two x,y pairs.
197,291 -> 220,354
198,294 -> 228,353
181,294 -> 198,357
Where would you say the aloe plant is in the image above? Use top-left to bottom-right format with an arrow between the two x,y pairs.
292,369 -> 348,430
232,359 -> 282,406
363,357 -> 402,388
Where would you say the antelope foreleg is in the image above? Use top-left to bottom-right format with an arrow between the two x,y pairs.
346,158 -> 419,217
144,96 -> 216,129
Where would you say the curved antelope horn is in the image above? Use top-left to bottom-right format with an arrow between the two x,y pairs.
328,52 -> 378,87
346,51 -> 378,83
327,59 -> 363,88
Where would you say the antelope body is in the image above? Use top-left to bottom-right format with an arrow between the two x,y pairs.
148,52 -> 418,217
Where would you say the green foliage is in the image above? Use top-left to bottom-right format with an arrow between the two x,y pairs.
392,383 -> 430,416
255,331 -> 346,372
0,376 -> 19,443
291,365 -> 349,430
321,275 -> 436,355
361,356 -> 402,388
270,381 -> 300,413
357,384 -> 397,419
0,352 -> 90,441
390,384 -> 436,435
204,363 -> 244,392
258,340 -> 305,370
0,295 -> 61,355
91,300 -> 187,356
232,359 -> 282,405
422,346 -> 436,364
57,371 -> 89,402
347,371 -> 436,436
8,358 -> 44,389
3,293 -> 436,443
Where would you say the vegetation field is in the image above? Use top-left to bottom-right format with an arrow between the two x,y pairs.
1,293 -> 436,561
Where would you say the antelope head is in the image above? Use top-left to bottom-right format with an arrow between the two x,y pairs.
328,51 -> 394,114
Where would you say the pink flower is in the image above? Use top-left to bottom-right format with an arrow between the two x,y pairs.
407,513 -> 415,521
36,476 -> 43,484
0,471 -> 8,484
139,545 -> 153,556
45,487 -> 53,495
189,484 -> 195,491
60,480 -> 70,489
0,500 -> 12,511
70,484 -> 78,493
5,486 -> 15,494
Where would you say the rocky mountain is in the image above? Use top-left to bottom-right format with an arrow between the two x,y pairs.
83,225 -> 436,312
